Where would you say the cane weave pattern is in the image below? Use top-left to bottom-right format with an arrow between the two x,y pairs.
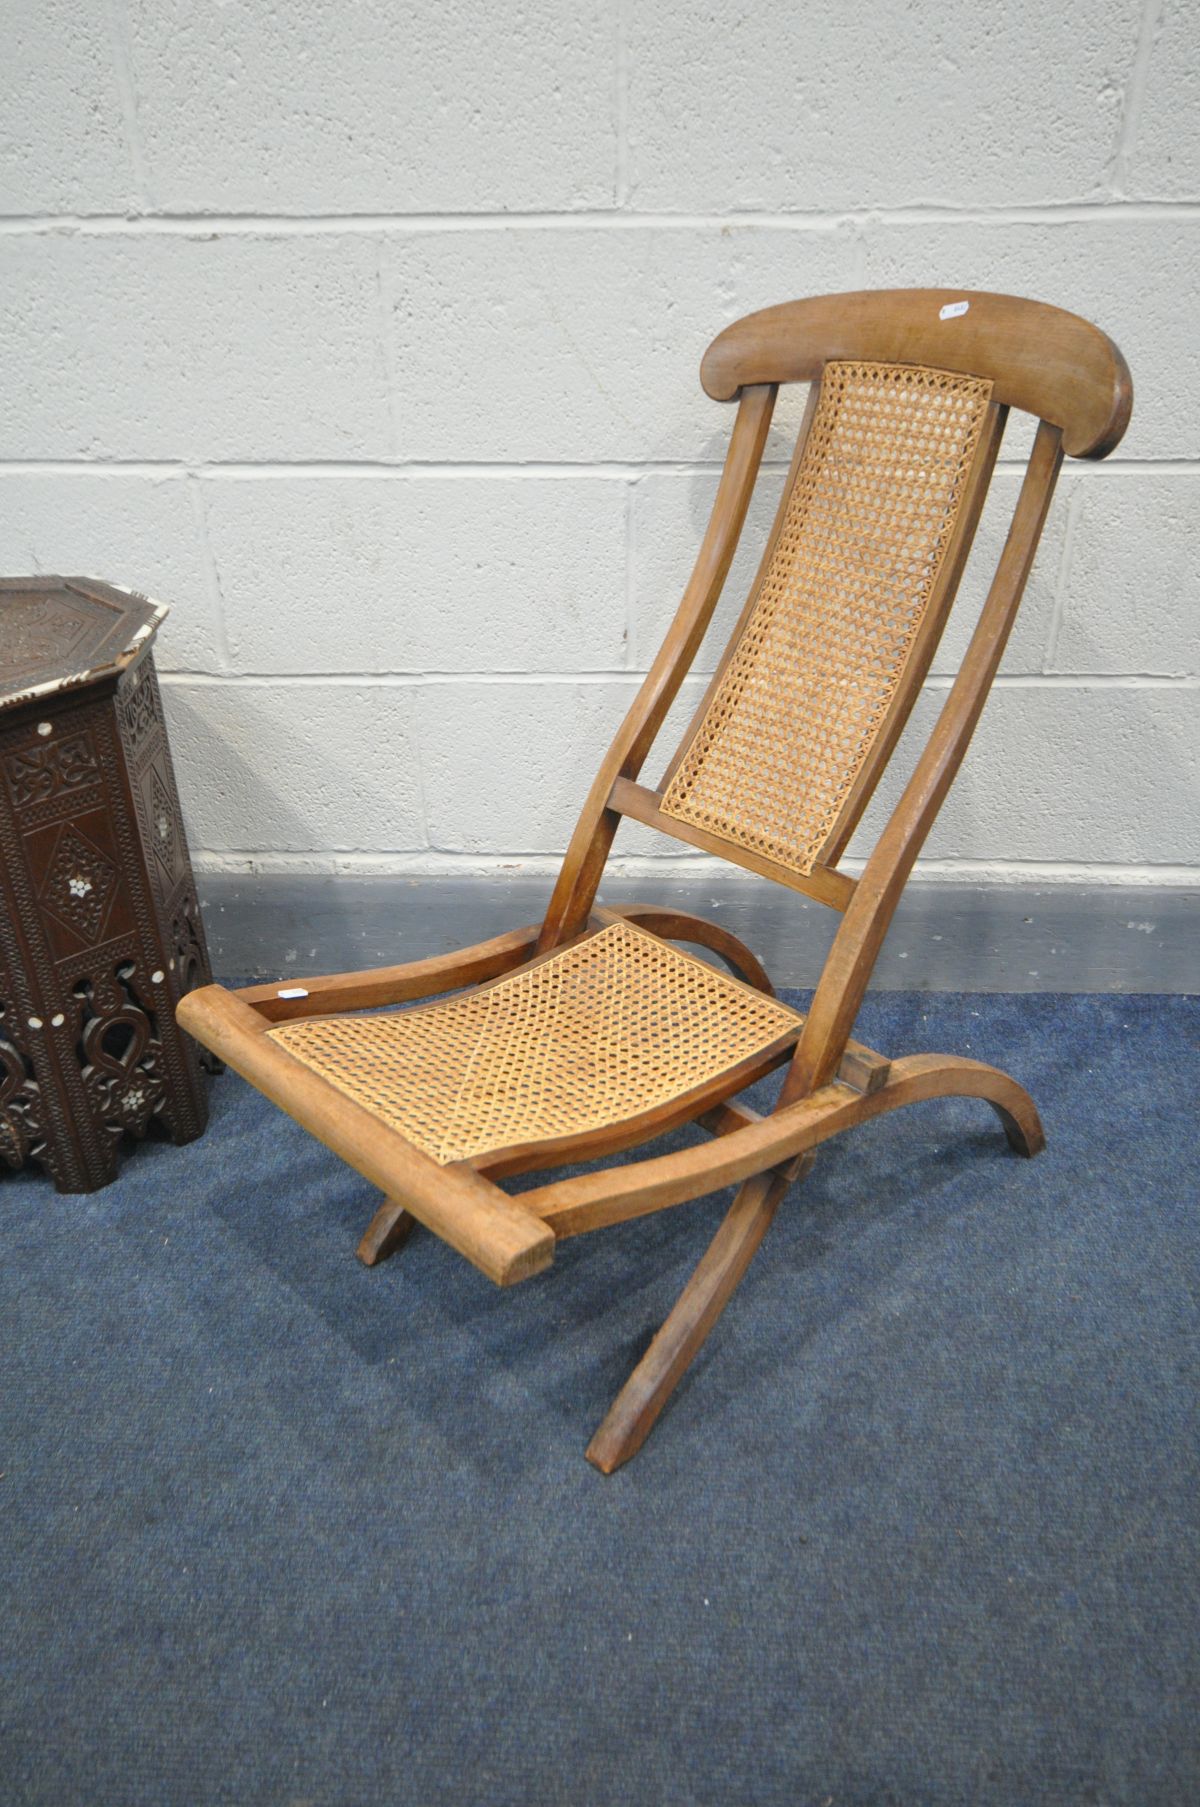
267,921 -> 802,1166
661,360 -> 993,876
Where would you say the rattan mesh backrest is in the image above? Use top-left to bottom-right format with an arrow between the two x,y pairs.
659,360 -> 994,878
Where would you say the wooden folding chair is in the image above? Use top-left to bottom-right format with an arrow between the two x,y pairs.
178,289 -> 1131,1471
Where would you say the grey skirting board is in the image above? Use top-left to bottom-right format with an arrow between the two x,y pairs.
194,871 -> 1198,993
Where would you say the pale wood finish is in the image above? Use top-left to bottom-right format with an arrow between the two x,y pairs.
517,1052 -> 1045,1240
701,289 -> 1132,458
538,382 -> 777,950
466,1030 -> 801,1181
174,288 -> 1129,1470
177,982 -> 553,1287
608,778 -> 856,911
235,923 -> 543,1022
816,399 -> 1008,867
253,917 -> 806,1181
357,1198 -> 418,1267
586,1167 -> 792,1475
657,378 -> 1006,880
781,419 -> 1066,1101
589,902 -> 776,994
656,383 -> 824,799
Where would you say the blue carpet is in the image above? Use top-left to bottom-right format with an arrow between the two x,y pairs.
2,991 -> 1197,1805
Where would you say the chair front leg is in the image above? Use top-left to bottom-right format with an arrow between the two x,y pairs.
585,1162 -> 799,1474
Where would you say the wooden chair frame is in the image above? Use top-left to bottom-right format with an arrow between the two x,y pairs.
178,289 -> 1132,1472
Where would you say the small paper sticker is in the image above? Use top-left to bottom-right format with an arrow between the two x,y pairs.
939,299 -> 970,320
277,986 -> 309,999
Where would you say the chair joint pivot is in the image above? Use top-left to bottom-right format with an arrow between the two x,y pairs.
835,1043 -> 892,1095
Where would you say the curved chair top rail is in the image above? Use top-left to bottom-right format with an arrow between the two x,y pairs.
700,288 -> 1132,460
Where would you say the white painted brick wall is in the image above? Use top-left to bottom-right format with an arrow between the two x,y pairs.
0,236 -> 391,459
0,6 -> 135,214
625,1 -> 1134,211
203,477 -> 629,673
123,0 -> 617,214
1,0 -> 1196,894
860,218 -> 1199,459
165,682 -> 425,854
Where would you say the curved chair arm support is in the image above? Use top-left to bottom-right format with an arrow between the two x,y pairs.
520,1052 -> 1043,1239
231,923 -> 543,1023
593,902 -> 775,995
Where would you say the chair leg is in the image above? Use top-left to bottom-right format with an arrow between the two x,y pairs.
356,1196 -> 419,1267
982,1072 -> 1045,1158
586,1165 -> 795,1474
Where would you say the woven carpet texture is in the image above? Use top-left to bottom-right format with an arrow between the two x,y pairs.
3,991 -> 1197,1805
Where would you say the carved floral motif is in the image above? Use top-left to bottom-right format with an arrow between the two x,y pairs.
39,825 -> 119,945
74,961 -> 165,1143
4,732 -> 101,811
149,768 -> 180,877
4,596 -> 92,683
118,664 -> 159,755
0,1001 -> 47,1175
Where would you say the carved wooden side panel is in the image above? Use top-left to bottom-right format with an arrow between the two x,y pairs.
0,652 -> 212,1194
0,947 -> 51,1180
116,658 -> 220,1077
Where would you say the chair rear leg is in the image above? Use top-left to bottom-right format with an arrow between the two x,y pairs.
356,1196 -> 419,1267
586,1163 -> 800,1474
983,1074 -> 1045,1157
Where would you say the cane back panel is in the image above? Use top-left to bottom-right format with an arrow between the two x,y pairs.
660,360 -> 995,877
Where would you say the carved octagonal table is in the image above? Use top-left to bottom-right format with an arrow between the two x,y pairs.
0,577 -> 212,1191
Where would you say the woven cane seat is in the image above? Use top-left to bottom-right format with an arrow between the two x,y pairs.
267,920 -> 802,1166
662,360 -> 993,876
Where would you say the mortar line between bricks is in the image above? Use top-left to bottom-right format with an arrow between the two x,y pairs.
103,0 -> 153,209
157,671 -> 1199,690
0,459 -> 778,478
185,472 -> 233,673
613,0 -> 630,207
850,219 -> 868,288
1043,483 -> 1085,674
623,475 -> 638,669
405,700 -> 434,862
2,202 -> 1199,235
1,459 -> 1196,478
1110,0 -> 1166,196
373,243 -> 403,459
